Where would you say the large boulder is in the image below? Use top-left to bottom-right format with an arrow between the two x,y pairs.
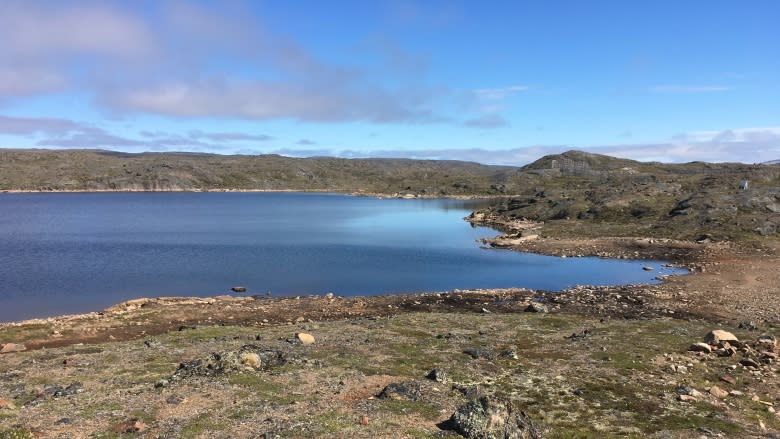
446,395 -> 544,439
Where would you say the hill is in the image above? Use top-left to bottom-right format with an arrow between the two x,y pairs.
0,149 -> 517,196
1,148 -> 778,240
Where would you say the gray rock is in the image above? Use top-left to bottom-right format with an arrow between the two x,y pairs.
426,368 -> 448,383
378,381 -> 423,401
445,395 -> 544,439
464,348 -> 496,360
170,345 -> 288,382
524,303 -> 548,313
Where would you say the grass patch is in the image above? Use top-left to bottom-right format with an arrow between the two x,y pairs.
0,324 -> 52,343
226,374 -> 301,404
0,429 -> 35,439
179,414 -> 228,439
378,399 -> 441,420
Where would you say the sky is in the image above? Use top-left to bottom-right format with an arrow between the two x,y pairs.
0,0 -> 778,165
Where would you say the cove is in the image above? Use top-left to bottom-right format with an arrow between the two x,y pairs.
0,192 -> 686,322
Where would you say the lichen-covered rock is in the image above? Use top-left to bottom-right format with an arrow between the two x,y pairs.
170,345 -> 288,382
447,395 -> 544,439
378,381 -> 424,401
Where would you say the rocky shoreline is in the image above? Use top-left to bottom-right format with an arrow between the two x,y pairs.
1,214 -> 779,437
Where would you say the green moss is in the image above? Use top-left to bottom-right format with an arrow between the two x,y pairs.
0,429 -> 35,439
226,374 -> 301,404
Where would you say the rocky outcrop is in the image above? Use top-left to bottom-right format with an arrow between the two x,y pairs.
445,396 -> 544,439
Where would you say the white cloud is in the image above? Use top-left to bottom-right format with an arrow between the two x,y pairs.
0,67 -> 66,97
105,79 -> 446,123
0,2 -> 155,59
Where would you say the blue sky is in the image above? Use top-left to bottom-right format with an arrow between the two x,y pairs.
0,0 -> 778,164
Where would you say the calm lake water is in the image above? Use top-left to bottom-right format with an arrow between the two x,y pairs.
0,192 -> 685,322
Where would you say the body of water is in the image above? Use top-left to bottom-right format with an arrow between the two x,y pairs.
0,192 -> 685,322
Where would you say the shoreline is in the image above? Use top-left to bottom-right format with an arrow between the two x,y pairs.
0,188 -> 510,201
1,232 -> 778,437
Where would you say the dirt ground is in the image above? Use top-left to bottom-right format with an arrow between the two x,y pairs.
1,235 -> 779,438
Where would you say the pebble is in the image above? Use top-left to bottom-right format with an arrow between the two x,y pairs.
740,358 -> 760,368
359,415 -> 369,425
295,332 -> 316,345
719,375 -> 736,385
0,399 -> 16,410
708,386 -> 728,399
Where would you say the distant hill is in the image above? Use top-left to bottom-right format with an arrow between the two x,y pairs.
1,148 -> 778,239
0,149 -> 519,195
762,159 -> 780,165
522,150 -> 643,172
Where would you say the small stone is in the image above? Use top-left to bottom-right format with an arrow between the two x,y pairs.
689,343 -> 712,353
642,266 -> 654,271
678,394 -> 698,402
719,375 -> 736,385
0,343 -> 26,354
295,332 -> 315,345
231,286 -> 247,293
740,357 -> 760,368
113,419 -> 147,433
481,307 -> 491,314
240,352 -> 262,370
709,386 -> 728,399
166,394 -> 185,405
359,415 -> 369,425
63,358 -> 74,367
704,330 -> 738,345
295,317 -> 305,323
757,335 -> 777,349
154,379 -> 169,388
524,303 -> 548,313
729,390 -> 744,396
0,399 -> 16,410
324,292 -> 335,300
